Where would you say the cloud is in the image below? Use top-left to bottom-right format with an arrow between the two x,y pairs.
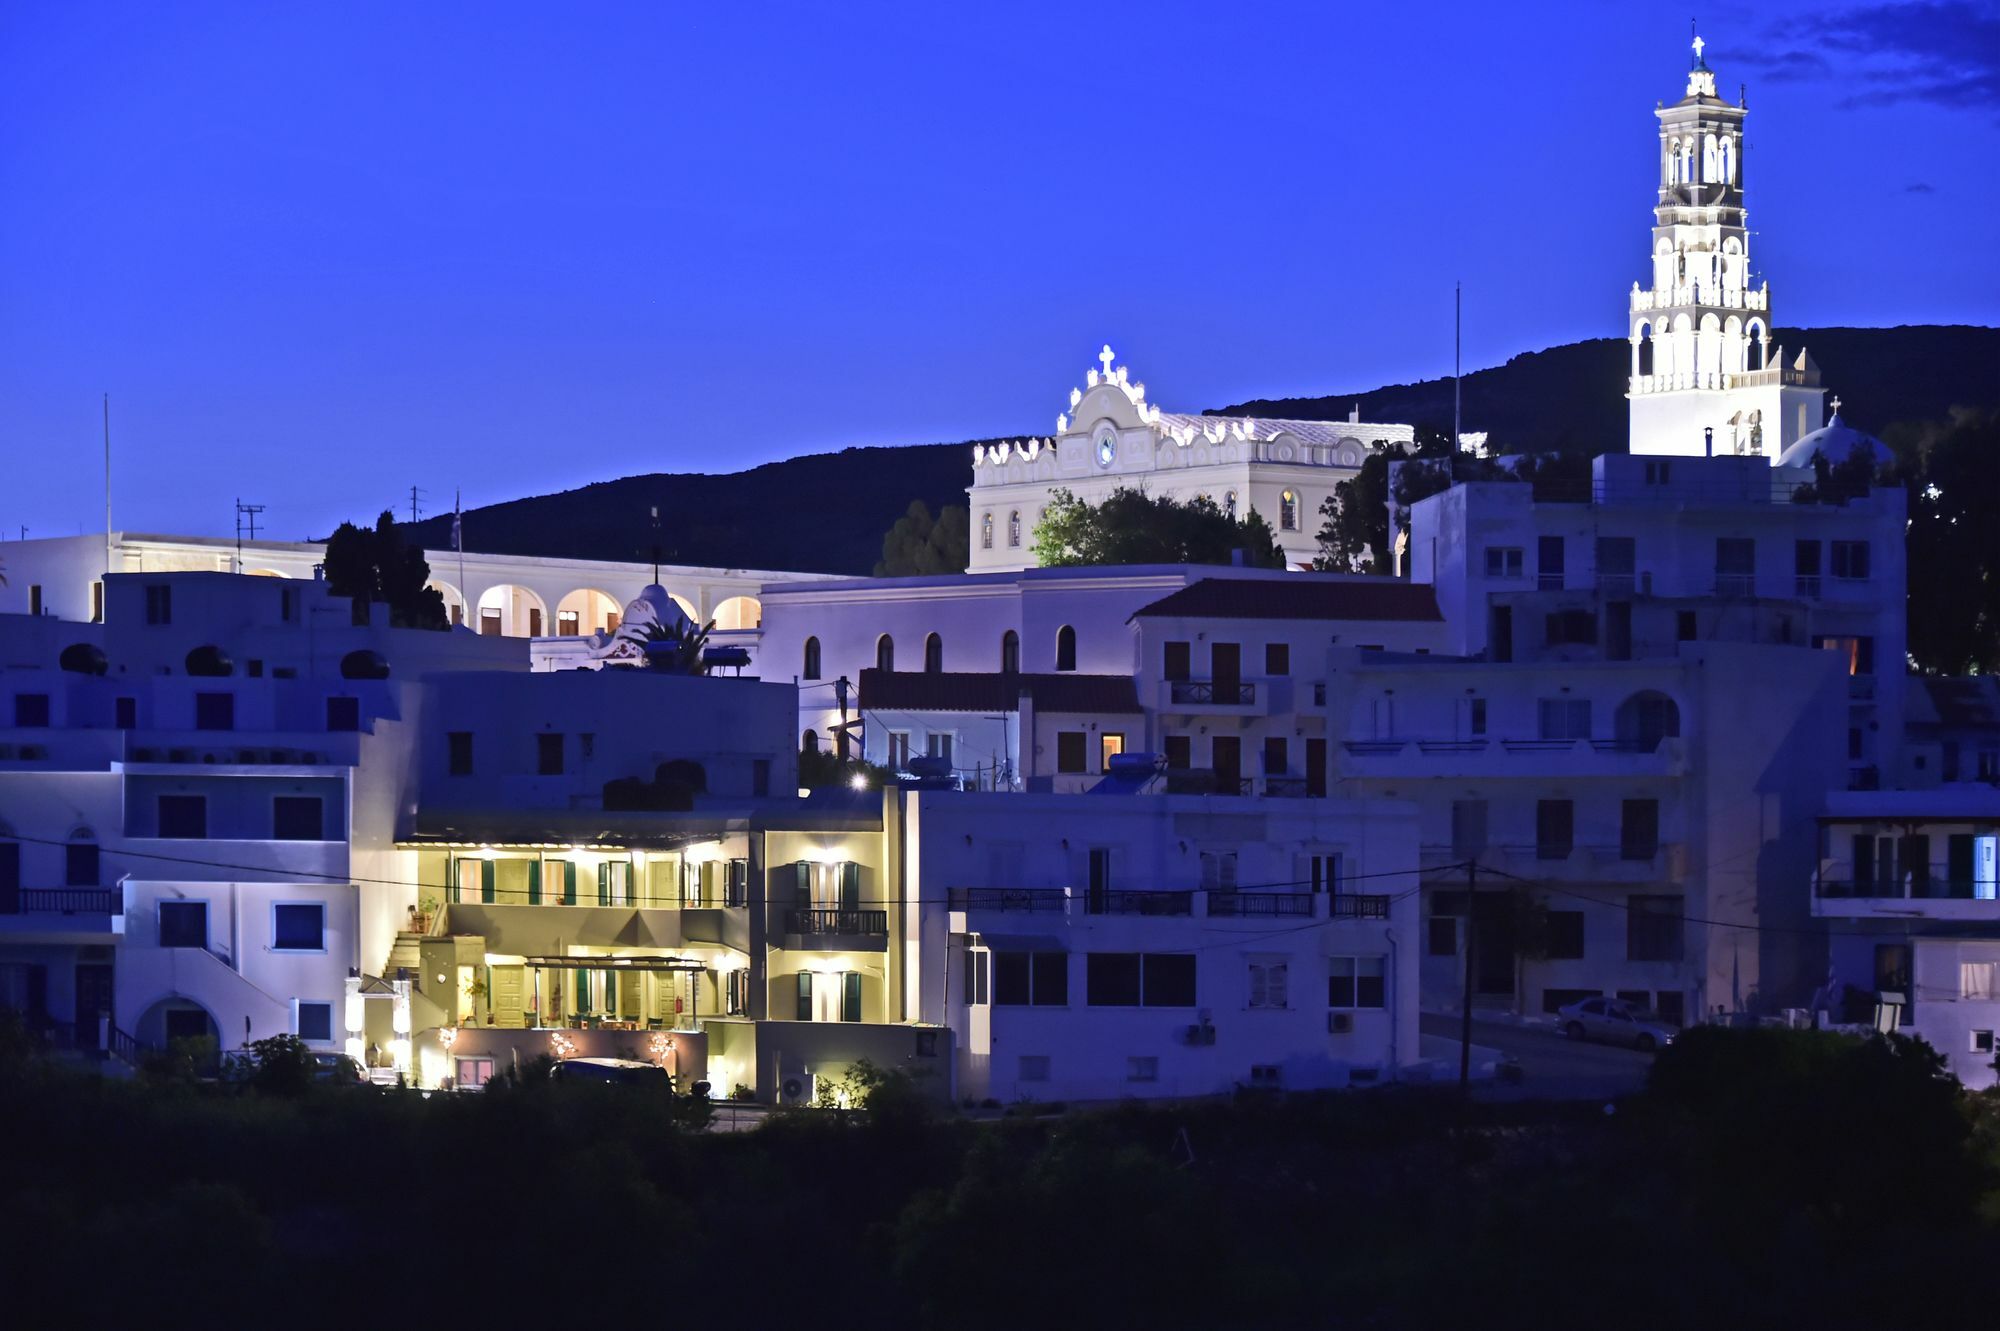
1736,2 -> 2000,113
1905,181 -> 1938,193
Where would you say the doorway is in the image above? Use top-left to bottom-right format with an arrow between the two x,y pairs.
74,963 -> 113,1051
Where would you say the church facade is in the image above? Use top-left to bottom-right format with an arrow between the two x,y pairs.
965,345 -> 1415,573
1627,37 -> 1828,460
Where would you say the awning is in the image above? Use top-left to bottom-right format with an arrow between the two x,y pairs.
518,955 -> 708,973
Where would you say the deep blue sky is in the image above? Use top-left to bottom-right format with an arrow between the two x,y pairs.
3,1 -> 1995,541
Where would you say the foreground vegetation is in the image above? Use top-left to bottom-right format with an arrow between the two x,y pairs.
5,1024 -> 1999,1327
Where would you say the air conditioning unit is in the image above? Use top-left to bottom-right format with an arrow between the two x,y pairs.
1328,1012 -> 1354,1035
778,1069 -> 817,1106
1183,1021 -> 1217,1046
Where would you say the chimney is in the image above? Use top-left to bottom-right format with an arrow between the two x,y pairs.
1703,426 -> 1714,458
1349,403 -> 1360,424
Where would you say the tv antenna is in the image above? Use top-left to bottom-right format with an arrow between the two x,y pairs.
234,499 -> 266,573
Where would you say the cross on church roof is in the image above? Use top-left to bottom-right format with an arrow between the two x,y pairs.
1098,344 -> 1116,377
1832,395 -> 1842,415
1692,32 -> 1704,63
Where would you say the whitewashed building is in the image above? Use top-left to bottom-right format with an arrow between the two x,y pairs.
967,345 -> 1414,572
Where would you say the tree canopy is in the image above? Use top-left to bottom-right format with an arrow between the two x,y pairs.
322,511 -> 449,629
1892,407 -> 2000,674
1031,487 -> 1287,569
876,501 -> 970,576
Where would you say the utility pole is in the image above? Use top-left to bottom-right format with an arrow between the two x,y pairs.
1452,281 -> 1463,471
233,500 -> 265,573
1459,856 -> 1477,1095
408,486 -> 426,524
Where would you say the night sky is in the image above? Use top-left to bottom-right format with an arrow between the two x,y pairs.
3,1 -> 1994,542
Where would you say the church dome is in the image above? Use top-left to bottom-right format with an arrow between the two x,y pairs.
1776,414 -> 1894,471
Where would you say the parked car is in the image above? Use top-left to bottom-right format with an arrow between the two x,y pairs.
312,1051 -> 370,1085
548,1056 -> 674,1088
1556,997 -> 1678,1052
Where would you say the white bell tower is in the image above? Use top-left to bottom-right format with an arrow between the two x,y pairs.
1627,31 -> 1827,461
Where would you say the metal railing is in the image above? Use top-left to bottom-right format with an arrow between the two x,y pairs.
1328,894 -> 1391,919
948,887 -> 1067,913
1261,776 -> 1310,798
1086,890 -> 1194,917
785,908 -> 888,935
1169,680 -> 1255,705
11,888 -> 120,915
1208,892 -> 1313,918
1817,876 -> 2000,902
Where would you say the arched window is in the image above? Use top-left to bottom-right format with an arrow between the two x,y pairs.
980,512 -> 993,550
924,633 -> 943,673
802,729 -> 819,754
1055,625 -> 1077,673
1615,691 -> 1682,751
1007,510 -> 1021,548
802,636 -> 821,681
876,634 -> 895,673
1000,629 -> 1020,674
1279,490 -> 1298,531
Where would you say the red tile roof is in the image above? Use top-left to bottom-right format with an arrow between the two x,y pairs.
858,669 -> 1141,714
1130,577 -> 1443,623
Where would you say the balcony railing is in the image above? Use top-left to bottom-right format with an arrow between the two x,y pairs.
10,888 -> 120,914
785,908 -> 888,935
1328,894 -> 1391,919
1817,876 -> 1999,902
1086,889 -> 1194,917
1208,891 -> 1313,918
1261,776 -> 1310,798
1795,574 -> 1822,599
948,887 -> 1067,913
1168,680 -> 1255,705
1712,574 -> 1756,598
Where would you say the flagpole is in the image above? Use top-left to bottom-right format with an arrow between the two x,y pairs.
455,489 -> 466,627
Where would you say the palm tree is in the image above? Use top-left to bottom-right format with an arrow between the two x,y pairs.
639,617 -> 714,674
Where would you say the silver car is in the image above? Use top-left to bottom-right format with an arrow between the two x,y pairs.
1556,996 -> 1677,1052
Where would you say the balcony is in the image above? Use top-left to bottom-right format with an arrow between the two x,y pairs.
1208,891 -> 1313,918
948,887 -> 1068,913
1813,874 -> 2000,920
1339,737 -> 1685,779
18,887 -> 120,914
0,885 -> 126,939
1167,679 -> 1256,707
1261,776 -> 1311,798
781,907 -> 889,951
1087,889 -> 1195,916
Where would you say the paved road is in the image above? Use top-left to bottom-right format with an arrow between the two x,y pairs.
1420,1012 -> 1654,1102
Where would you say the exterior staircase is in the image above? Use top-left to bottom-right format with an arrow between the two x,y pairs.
380,931 -> 424,983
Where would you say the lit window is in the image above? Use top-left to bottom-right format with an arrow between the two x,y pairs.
1007,510 -> 1021,547
980,512 -> 993,550
1280,490 -> 1298,530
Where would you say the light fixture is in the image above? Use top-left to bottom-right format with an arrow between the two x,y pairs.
849,773 -> 869,791
439,1026 -> 458,1050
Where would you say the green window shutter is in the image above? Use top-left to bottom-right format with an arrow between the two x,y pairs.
794,861 -> 810,907
527,859 -> 542,906
597,863 -> 610,906
842,972 -> 862,1023
796,971 -> 812,1021
562,861 -> 576,905
576,968 -> 591,1012
840,862 -> 861,912
449,860 -> 465,905
481,860 -> 495,904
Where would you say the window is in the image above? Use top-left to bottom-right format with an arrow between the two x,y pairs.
273,903 -> 327,952
887,732 -> 911,768
1008,510 -> 1022,547
1126,1056 -> 1159,1083
1537,536 -> 1565,590
1279,490 -> 1298,531
13,694 -> 49,728
1676,610 -> 1698,642
795,972 -> 813,1021
1264,642 -> 1289,676
841,972 -> 862,1023
1621,799 -> 1660,859
1536,799 -> 1574,860
1055,625 -> 1077,672
1056,731 -> 1087,773
1971,1030 -> 1995,1055
1450,800 -> 1488,857
1164,734 -> 1191,770
1100,732 -> 1124,771
115,697 -> 137,729
1538,698 -> 1591,741
1262,736 -> 1288,775
980,512 -> 993,550
1544,610 -> 1597,646
1627,895 -> 1684,961
159,900 -> 207,949
1328,956 -> 1386,1008
1715,537 -> 1755,594
1545,911 -> 1585,959
1831,540 -> 1870,581
272,796 -> 324,841
802,636 -> 821,680
876,635 -> 894,672
1000,630 -> 1019,673
1086,953 -> 1193,1007
1018,1055 -> 1050,1083
1595,536 -> 1636,584
157,795 -> 207,839
1248,958 -> 1289,1009
1466,698 -> 1487,737
926,732 -> 954,765
1223,490 -> 1237,520
1483,547 -> 1524,578
1795,539 -> 1822,595
1427,913 -> 1458,957
66,839 -> 98,887
447,732 -> 473,776
995,950 -> 1068,1006
326,696 -> 360,732
194,692 -> 234,731
724,969 -> 750,1016
295,1001 -> 334,1043
537,733 -> 563,776
924,633 -> 943,673
964,950 -> 989,1005
145,584 -> 172,625
1200,851 -> 1239,890
1163,641 -> 1191,681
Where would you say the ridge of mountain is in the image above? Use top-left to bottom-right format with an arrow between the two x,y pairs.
398,325 -> 1997,576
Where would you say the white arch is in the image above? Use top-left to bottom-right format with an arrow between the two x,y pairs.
243,568 -> 287,578
427,579 -> 468,627
555,588 -> 621,637
475,583 -> 549,637
711,595 -> 761,631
